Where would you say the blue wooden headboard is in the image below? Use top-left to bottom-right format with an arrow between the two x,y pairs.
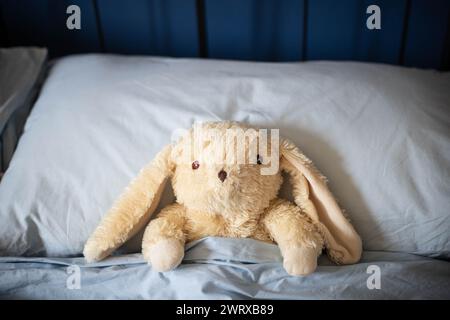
1,0 -> 449,70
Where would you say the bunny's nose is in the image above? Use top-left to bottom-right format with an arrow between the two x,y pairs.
218,170 -> 227,182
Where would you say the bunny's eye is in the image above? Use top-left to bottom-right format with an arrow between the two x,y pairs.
257,154 -> 263,165
192,160 -> 200,170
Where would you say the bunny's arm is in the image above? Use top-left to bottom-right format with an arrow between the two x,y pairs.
262,198 -> 324,276
142,203 -> 187,272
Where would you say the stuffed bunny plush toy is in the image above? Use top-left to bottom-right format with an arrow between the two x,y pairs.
84,121 -> 362,276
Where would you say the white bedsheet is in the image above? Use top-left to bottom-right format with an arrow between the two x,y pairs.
1,237 -> 449,299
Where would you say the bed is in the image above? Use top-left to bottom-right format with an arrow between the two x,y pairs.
0,51 -> 449,299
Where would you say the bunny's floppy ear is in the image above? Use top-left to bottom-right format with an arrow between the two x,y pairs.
280,138 -> 362,264
84,144 -> 173,262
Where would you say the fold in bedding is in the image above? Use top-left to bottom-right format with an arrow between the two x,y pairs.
0,237 -> 448,299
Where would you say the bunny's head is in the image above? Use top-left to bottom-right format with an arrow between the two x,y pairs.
170,121 -> 282,218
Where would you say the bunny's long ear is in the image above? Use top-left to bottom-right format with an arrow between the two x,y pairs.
280,138 -> 362,264
84,144 -> 173,262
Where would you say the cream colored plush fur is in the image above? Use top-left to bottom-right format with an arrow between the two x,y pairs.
84,121 -> 362,276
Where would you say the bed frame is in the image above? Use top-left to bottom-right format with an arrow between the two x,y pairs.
1,0 -> 449,70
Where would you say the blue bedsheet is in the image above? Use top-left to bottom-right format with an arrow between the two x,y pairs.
0,237 -> 449,299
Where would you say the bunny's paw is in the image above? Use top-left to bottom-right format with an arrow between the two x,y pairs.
282,246 -> 318,276
143,238 -> 185,272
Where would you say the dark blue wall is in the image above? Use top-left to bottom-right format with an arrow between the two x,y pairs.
1,0 -> 449,70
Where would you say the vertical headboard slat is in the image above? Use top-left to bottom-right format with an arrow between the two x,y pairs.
196,0 -> 208,58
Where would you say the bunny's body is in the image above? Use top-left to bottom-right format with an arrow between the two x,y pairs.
84,122 -> 362,276
143,199 -> 323,275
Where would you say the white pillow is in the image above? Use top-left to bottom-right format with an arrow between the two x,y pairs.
0,54 -> 449,258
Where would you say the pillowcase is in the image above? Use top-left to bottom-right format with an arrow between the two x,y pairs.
0,47 -> 47,172
0,54 -> 448,258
